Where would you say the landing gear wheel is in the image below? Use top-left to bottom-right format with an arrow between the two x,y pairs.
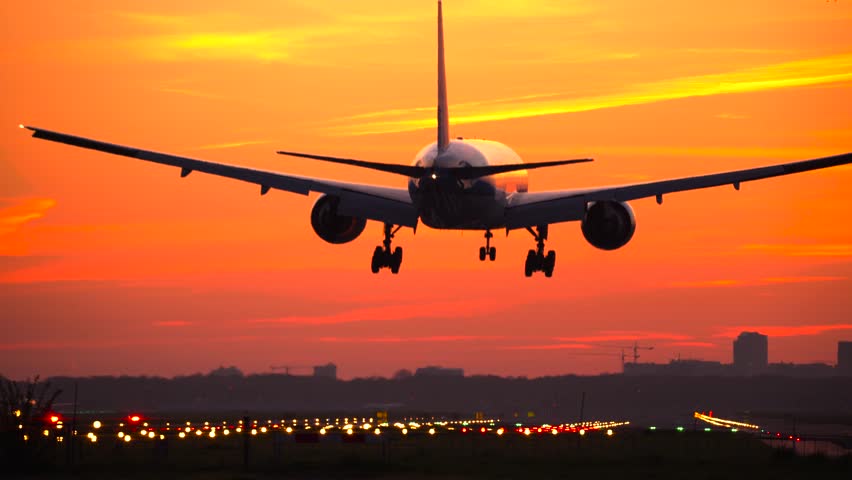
480,229 -> 496,263
523,225 -> 556,277
544,250 -> 556,278
371,224 -> 404,274
524,249 -> 536,277
371,246 -> 383,274
390,247 -> 403,274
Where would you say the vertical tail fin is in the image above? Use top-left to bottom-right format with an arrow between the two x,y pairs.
437,1 -> 450,152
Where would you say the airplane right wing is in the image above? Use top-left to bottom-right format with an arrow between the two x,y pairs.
24,126 -> 419,227
505,152 -> 852,229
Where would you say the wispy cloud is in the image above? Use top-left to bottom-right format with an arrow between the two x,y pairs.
740,243 -> 852,258
192,140 -> 272,151
555,332 -> 692,343
715,324 -> 852,338
715,113 -> 749,120
0,198 -> 56,236
153,320 -> 192,327
498,343 -> 594,351
668,341 -> 718,348
319,335 -> 501,344
668,276 -> 846,288
156,87 -> 230,100
248,299 -> 501,326
328,53 -> 852,135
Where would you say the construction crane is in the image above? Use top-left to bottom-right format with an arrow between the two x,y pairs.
581,341 -> 655,371
270,365 -> 312,375
619,342 -> 654,370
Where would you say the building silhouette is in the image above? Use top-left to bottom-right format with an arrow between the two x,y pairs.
839,341 -> 852,376
733,331 -> 768,374
415,366 -> 464,377
313,363 -> 337,379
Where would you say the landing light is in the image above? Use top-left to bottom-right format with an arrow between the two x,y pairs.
431,173 -> 437,180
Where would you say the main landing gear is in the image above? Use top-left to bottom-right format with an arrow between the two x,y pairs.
371,223 -> 403,274
524,225 -> 555,277
479,229 -> 496,261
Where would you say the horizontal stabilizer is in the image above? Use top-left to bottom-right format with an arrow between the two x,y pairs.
278,149 -> 592,179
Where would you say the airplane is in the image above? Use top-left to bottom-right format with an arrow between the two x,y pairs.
21,1 -> 852,277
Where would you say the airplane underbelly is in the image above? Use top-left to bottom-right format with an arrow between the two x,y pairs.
416,188 -> 505,229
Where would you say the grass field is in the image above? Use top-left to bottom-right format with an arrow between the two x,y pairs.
7,429 -> 851,479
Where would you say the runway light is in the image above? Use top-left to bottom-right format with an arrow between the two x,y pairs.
375,428 -> 381,435
49,415 -> 59,423
704,428 -> 711,432
260,426 -> 268,433
649,426 -> 656,431
90,435 -> 97,443
159,435 -> 165,440
497,427 -> 505,436
14,410 -> 21,418
606,429 -> 614,436
285,427 -> 292,433
223,429 -> 230,436
676,427 -> 684,432
429,428 -> 436,435
148,431 -> 156,439
209,431 -> 216,438
579,429 -> 585,436
251,429 -> 257,436
124,435 -> 131,443
140,429 -> 147,436
130,415 -> 140,423
93,420 -> 102,429
402,428 -> 408,435
118,432 -> 125,438
179,432 -> 186,439
320,428 -> 326,435
196,430 -> 203,436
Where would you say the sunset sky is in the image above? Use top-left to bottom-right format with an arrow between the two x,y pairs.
2,0 -> 852,379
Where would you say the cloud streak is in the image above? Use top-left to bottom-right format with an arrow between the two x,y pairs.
328,53 -> 852,135
668,276 -> 846,288
248,299 -> 501,326
716,324 -> 852,338
0,198 -> 56,236
740,243 -> 852,258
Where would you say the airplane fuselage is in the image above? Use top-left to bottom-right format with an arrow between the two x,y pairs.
408,139 -> 528,229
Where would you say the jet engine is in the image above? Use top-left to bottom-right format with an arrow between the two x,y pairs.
581,201 -> 636,250
310,194 -> 367,244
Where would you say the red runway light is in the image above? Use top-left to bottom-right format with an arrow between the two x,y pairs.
49,415 -> 60,423
129,415 -> 141,423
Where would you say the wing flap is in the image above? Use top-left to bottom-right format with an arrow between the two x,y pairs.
506,152 -> 852,229
26,126 -> 418,227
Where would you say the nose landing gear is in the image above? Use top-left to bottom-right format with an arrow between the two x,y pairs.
524,225 -> 555,277
371,223 -> 403,274
479,229 -> 496,261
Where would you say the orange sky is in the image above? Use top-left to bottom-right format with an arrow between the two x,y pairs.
2,0 -> 852,379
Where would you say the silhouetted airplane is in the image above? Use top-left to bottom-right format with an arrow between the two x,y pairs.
22,1 -> 852,277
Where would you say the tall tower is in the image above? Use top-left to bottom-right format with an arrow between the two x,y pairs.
838,341 -> 852,375
733,331 -> 768,374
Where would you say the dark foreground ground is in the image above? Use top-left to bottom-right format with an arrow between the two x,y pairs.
6,430 -> 851,480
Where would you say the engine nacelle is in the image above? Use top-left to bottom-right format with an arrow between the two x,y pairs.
581,201 -> 636,250
310,195 -> 367,244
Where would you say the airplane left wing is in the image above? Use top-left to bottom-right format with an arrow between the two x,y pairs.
505,152 -> 852,229
23,126 -> 418,227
